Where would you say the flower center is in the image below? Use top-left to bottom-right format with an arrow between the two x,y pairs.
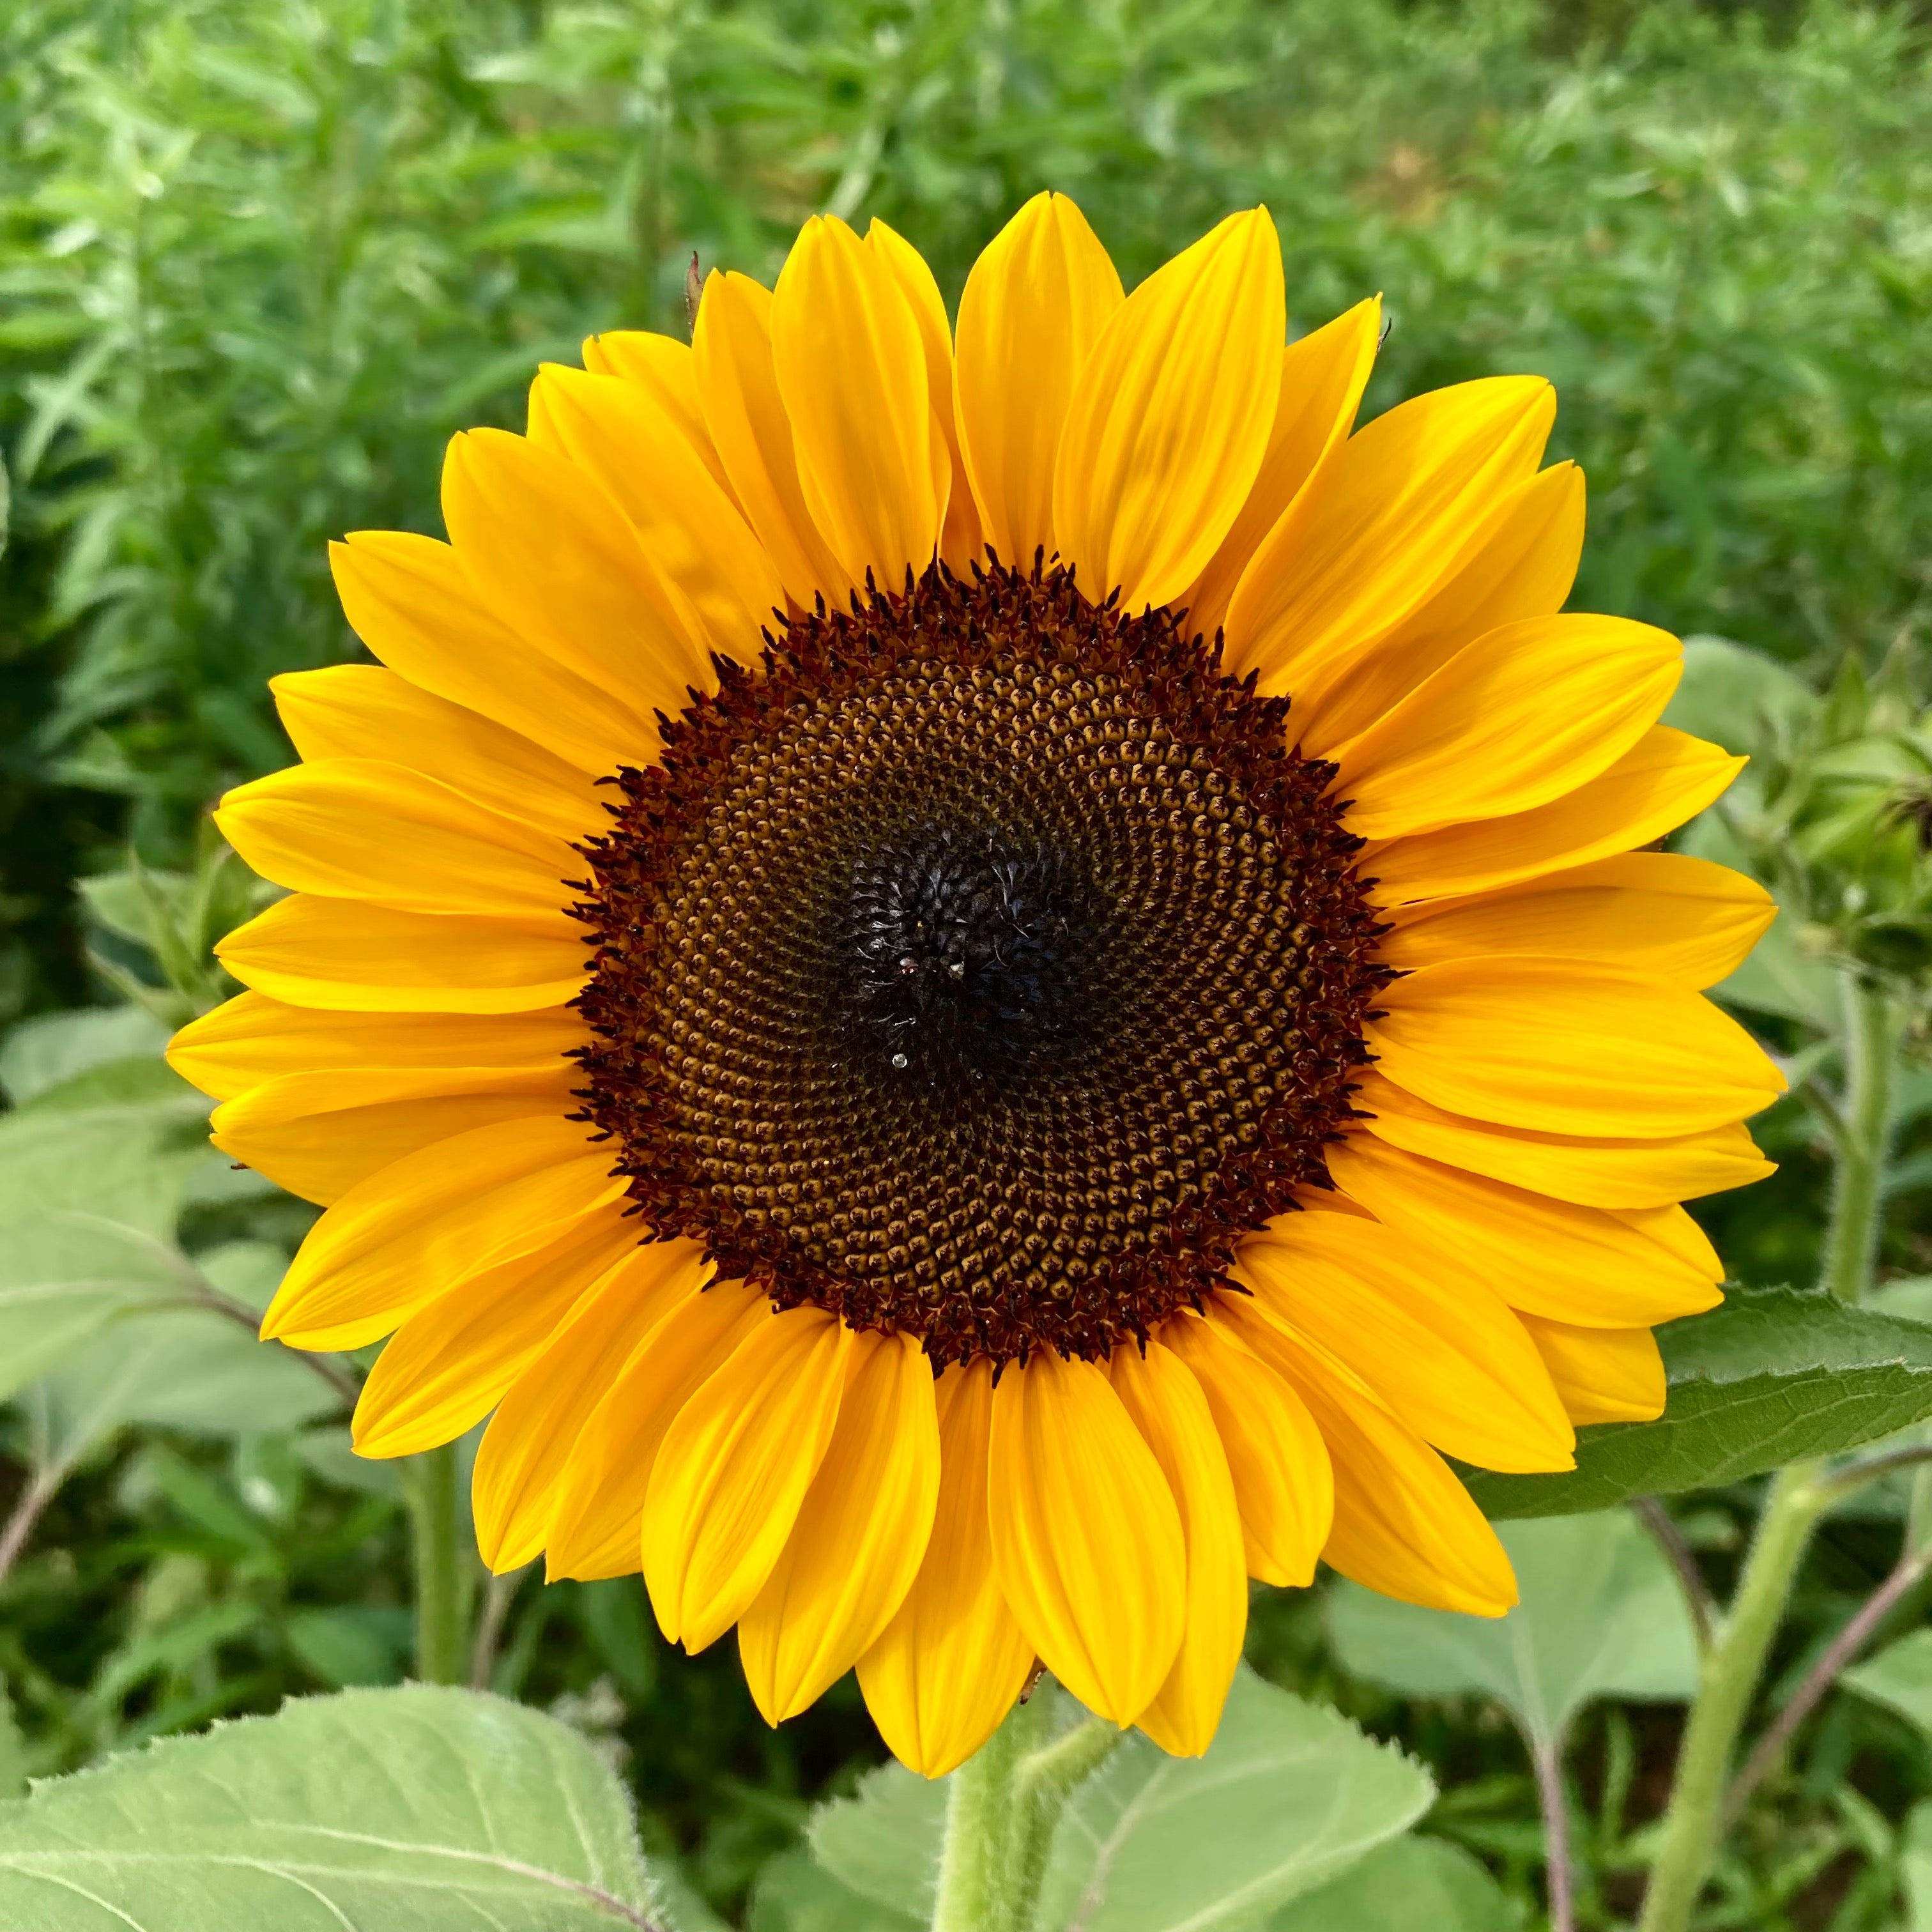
572,562 -> 1390,1367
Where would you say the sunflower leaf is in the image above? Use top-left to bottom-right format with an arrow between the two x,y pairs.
1265,1835 -> 1517,1931
0,1683 -> 666,1930
1465,1288 -> 1932,1519
1032,1665 -> 1434,1932
806,1758 -> 947,1917
1327,1514 -> 1697,1756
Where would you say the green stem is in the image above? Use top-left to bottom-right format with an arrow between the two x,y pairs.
1818,967 -> 1894,1302
931,1706 -> 1028,1932
404,1441 -> 469,1686
1637,1460 -> 1830,1932
1010,1718 -> 1126,1924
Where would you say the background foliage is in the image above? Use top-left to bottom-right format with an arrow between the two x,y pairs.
3,1 -> 1931,1928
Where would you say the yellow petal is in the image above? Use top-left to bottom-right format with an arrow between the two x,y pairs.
351,1211 -> 638,1458
740,1330 -> 941,1723
770,216 -> 945,586
1377,852 -> 1777,989
441,427 -> 710,721
1328,615 -> 1683,839
691,272 -> 852,607
1626,1201 -> 1724,1277
641,1306 -> 853,1650
1368,958 -> 1785,1138
1109,1340 -> 1246,1757
167,992 -> 583,1105
216,760 -> 579,931
1225,375 -> 1554,691
581,328 -> 742,509
1326,1133 -> 1722,1330
1054,209 -> 1285,611
867,218 -> 983,575
262,1115 -> 625,1347
1355,1068 -> 1777,1210
329,532 -> 657,777
270,665 -> 599,842
1158,1311 -> 1332,1587
857,1358 -> 1036,1779
987,1350 -> 1184,1724
215,895 -> 586,1015
1210,1296 -> 1516,1617
527,362 -> 783,659
545,1274 -> 771,1581
472,1241 -> 716,1573
1177,298 -> 1381,642
953,192 -> 1124,571
211,1065 -> 576,1204
1362,726 -> 1744,903
1518,1314 -> 1666,1425
1234,1214 -> 1575,1475
1294,461 -> 1585,753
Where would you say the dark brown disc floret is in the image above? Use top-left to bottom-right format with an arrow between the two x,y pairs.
571,560 -> 1390,1368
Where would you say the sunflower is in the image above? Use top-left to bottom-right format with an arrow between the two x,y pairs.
169,194 -> 1782,1777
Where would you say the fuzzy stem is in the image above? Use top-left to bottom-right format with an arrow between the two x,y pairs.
1530,1736 -> 1575,1932
1818,969 -> 1894,1303
404,1441 -> 469,1686
1009,1717 -> 1125,1926
931,1709 -> 1028,1932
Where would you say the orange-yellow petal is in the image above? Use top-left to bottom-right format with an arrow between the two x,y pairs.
987,1349 -> 1184,1724
215,895 -> 586,1016
867,218 -> 983,574
441,427 -> 710,721
857,1358 -> 1036,1779
328,531 -> 657,777
1368,958 -> 1784,1138
739,1329 -> 941,1722
1109,1340 -> 1246,1757
1377,852 -> 1777,988
167,993 -> 583,1104
1234,1214 -> 1574,1475
541,1273 -> 770,1581
1355,1068 -> 1777,1210
641,1306 -> 853,1650
1178,298 -> 1381,641
581,328 -> 742,509
1518,1314 -> 1667,1425
1159,1310 -> 1331,1586
1326,1133 -> 1722,1330
215,760 -> 578,931
691,271 -> 852,607
261,1115 -> 625,1349
770,216 -> 946,586
1328,615 -> 1682,840
1362,726 -> 1744,904
953,191 -> 1124,571
270,665 -> 599,842
1225,376 -> 1554,692
1053,209 -> 1284,611
473,1241 -> 717,1573
210,1065 -> 576,1204
1211,1296 -> 1516,1617
351,1210 -> 638,1458
527,362 -> 782,658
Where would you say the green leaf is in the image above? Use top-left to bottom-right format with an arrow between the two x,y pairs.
1662,636 -> 1816,760
1466,1290 -> 1932,1519
1267,1836 -> 1519,1931
0,1215 -> 193,1402
1901,1801 -> 1932,1932
1032,1666 -> 1433,1932
0,1678 -> 26,1803
749,1848 -> 919,1932
0,1094 -> 209,1239
284,1607 -> 411,1689
806,1759 -> 947,1919
1843,1629 -> 1932,1736
0,1684 -> 661,1929
1328,1513 -> 1697,1755
0,1007 -> 172,1106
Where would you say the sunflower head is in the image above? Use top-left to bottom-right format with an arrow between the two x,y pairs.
171,193 -> 1782,1777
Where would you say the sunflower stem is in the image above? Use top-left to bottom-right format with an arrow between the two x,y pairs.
404,1441 -> 470,1686
931,1705 -> 1029,1932
1639,965 -> 1899,1931
1818,967 -> 1896,1303
1009,1717 -> 1126,1925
